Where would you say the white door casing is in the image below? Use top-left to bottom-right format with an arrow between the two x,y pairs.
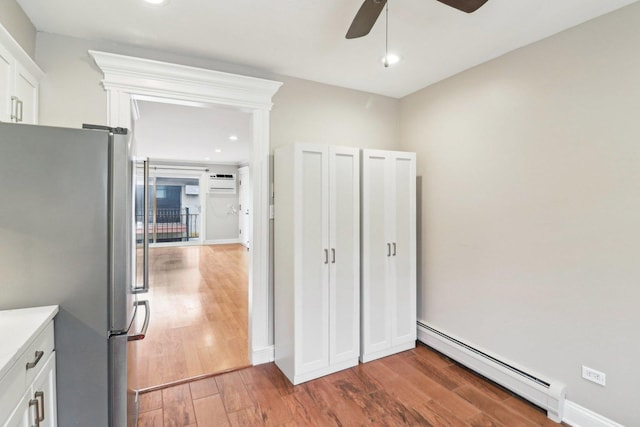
89,50 -> 282,364
238,166 -> 251,248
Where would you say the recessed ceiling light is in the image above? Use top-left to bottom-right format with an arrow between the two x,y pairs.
381,54 -> 400,68
215,149 -> 222,153
144,0 -> 166,4
229,135 -> 238,141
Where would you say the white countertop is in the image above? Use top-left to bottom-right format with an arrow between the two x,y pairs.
0,305 -> 59,381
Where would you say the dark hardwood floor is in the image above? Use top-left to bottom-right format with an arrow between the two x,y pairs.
138,343 -> 565,427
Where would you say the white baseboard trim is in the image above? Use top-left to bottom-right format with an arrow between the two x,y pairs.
251,345 -> 274,365
563,401 -> 624,427
417,322 -> 566,423
205,238 -> 241,245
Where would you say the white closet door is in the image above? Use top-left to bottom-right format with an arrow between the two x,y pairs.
391,153 -> 417,345
328,146 -> 360,364
361,150 -> 392,356
295,145 -> 330,374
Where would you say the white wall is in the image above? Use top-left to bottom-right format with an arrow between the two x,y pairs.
205,165 -> 241,243
0,0 -> 35,58
400,4 -> 640,425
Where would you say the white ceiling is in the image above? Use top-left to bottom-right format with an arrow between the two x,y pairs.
19,0 -> 638,98
134,101 -> 252,164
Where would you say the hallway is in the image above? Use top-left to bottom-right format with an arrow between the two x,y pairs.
136,244 -> 250,390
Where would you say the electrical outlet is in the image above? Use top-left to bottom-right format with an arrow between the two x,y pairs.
582,366 -> 606,386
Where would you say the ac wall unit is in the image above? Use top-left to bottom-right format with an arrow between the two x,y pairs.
208,173 -> 236,194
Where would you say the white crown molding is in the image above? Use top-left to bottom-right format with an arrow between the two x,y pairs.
89,50 -> 282,110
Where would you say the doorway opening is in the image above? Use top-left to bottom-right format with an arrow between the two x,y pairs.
91,49 -> 282,389
133,100 -> 253,390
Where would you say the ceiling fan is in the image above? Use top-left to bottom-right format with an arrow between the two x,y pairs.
346,0 -> 489,39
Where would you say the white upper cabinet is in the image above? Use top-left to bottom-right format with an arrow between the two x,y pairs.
274,143 -> 360,385
361,149 -> 417,363
0,25 -> 43,124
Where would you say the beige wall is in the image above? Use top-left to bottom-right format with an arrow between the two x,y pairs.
0,0 -> 35,58
400,3 -> 640,425
35,32 -> 400,151
271,76 -> 399,150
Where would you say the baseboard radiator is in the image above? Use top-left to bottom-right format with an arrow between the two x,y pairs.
417,322 -> 566,423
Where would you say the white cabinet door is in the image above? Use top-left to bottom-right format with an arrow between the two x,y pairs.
0,43 -> 13,122
295,145 -> 330,375
328,146 -> 360,365
275,144 -> 360,385
2,390 -> 31,427
361,151 -> 392,356
391,153 -> 417,346
361,150 -> 416,363
13,62 -> 38,124
31,353 -> 57,427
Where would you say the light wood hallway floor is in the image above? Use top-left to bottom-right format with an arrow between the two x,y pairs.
137,343 -> 565,427
136,244 -> 249,390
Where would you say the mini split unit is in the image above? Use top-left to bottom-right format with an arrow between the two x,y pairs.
208,173 -> 236,194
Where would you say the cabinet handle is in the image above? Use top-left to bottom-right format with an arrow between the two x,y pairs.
29,398 -> 40,427
10,96 -> 18,121
387,243 -> 391,257
331,248 -> 336,264
35,391 -> 45,422
392,242 -> 397,256
324,249 -> 329,264
17,99 -> 23,122
26,350 -> 44,370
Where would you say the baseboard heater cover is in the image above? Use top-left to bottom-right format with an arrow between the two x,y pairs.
417,322 -> 566,423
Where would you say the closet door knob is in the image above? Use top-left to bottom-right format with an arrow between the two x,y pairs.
387,243 -> 391,257
331,248 -> 336,264
392,242 -> 397,256
324,249 -> 329,264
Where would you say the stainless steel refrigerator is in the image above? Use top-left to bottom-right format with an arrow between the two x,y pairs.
0,122 -> 150,427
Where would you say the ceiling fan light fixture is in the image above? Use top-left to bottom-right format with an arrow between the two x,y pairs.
382,53 -> 400,67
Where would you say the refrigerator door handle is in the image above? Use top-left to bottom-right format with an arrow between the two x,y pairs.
128,300 -> 150,341
143,160 -> 149,292
134,159 -> 150,294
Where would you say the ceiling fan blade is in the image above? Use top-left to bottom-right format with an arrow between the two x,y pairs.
436,0 -> 489,13
346,0 -> 388,39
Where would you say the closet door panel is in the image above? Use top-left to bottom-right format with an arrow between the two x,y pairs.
329,147 -> 360,363
296,147 -> 330,373
391,154 -> 417,344
361,152 -> 391,354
